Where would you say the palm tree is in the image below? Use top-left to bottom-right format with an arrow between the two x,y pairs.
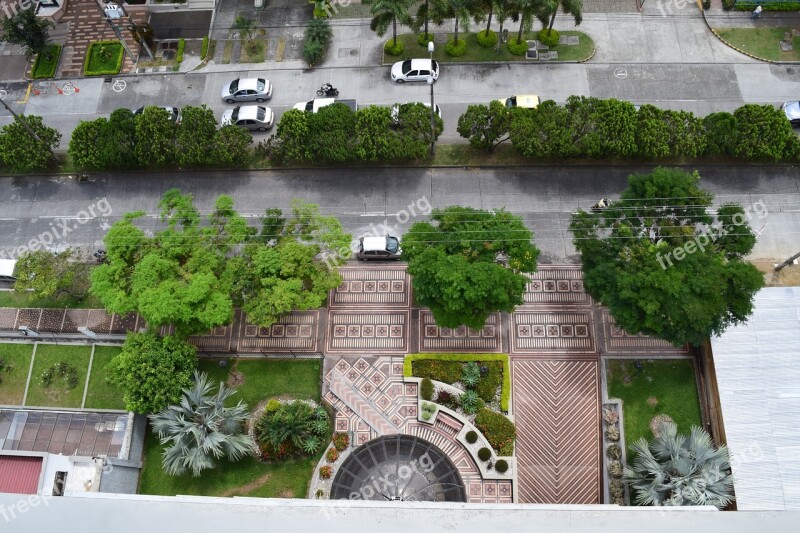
0,6 -> 53,60
149,371 -> 256,477
366,0 -> 414,49
624,421 -> 734,508
510,0 -> 538,45
537,0 -> 582,32
255,400 -> 330,456
432,0 -> 478,44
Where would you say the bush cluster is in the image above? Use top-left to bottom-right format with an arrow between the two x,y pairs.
474,408 -> 515,456
41,361 -> 78,389
332,432 -> 350,451
68,106 -> 252,171
445,38 -> 467,57
384,39 -> 404,56
420,377 -> 434,401
303,17 -> 332,66
456,96 -> 800,162
476,29 -> 497,48
265,103 -> 443,164
506,37 -> 528,55
538,28 -> 559,47
435,390 -> 460,410
412,359 -> 503,406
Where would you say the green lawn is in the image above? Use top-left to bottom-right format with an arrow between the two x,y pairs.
139,358 -> 325,498
25,344 -> 92,408
240,40 -> 267,63
0,290 -> 101,309
606,358 -> 703,450
84,346 -> 125,410
384,31 -> 594,64
84,41 -> 124,76
32,44 -> 61,79
0,343 -> 34,405
715,27 -> 800,62
198,358 -> 322,408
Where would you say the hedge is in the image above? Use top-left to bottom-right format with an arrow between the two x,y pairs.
404,353 -> 511,412
474,408 -> 515,456
83,41 -> 124,76
200,36 -> 209,60
31,44 -> 61,79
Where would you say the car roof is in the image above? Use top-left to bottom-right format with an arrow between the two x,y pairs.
237,78 -> 266,91
362,236 -> 389,251
514,94 -> 540,108
236,105 -> 267,120
409,59 -> 435,69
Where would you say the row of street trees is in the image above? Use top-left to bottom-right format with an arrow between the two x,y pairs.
365,0 -> 583,52
458,97 -> 800,162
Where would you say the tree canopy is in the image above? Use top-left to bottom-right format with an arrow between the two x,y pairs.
569,167 -> 764,346
403,206 -> 540,329
14,249 -> 91,302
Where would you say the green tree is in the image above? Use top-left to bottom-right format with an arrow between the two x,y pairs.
106,332 -> 198,414
255,400 -> 330,456
134,106 -> 177,167
509,0 -> 538,46
0,6 -> 53,60
366,0 -> 414,48
0,115 -> 60,172
274,109 -> 312,162
393,102 -> 444,159
214,124 -> 253,167
625,421 -> 734,508
354,105 -> 401,161
569,167 -> 764,347
149,370 -> 255,476
14,249 -> 91,301
234,14 -> 256,45
91,190 -> 246,335
635,106 -> 706,159
538,0 -> 582,32
69,119 -> 106,170
733,104 -> 800,161
509,101 -> 574,158
69,109 -> 138,170
303,17 -> 332,66
403,206 -> 540,328
457,101 -> 512,152
703,112 -> 738,157
431,0 -> 477,44
306,103 -> 356,163
565,96 -> 637,158
176,105 -> 218,167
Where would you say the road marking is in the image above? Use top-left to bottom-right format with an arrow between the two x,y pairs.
613,68 -> 627,79
0,89 -> 6,100
112,79 -> 127,93
62,82 -> 76,96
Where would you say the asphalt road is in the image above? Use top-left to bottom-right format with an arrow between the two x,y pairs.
1,164 -> 797,263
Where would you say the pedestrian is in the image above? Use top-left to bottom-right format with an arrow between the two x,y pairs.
752,5 -> 762,19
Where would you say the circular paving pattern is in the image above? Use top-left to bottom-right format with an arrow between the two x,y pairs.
330,434 -> 466,502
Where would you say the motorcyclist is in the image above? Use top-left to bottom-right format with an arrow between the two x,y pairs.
318,83 -> 339,97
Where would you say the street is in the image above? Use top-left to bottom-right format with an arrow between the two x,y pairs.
0,165 -> 797,263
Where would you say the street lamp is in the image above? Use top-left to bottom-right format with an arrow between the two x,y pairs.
427,41 -> 435,158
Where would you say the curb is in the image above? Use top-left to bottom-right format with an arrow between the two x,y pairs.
702,9 -> 800,64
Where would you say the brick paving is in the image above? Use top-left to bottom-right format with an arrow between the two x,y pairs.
510,310 -> 597,355
523,266 -> 592,306
329,265 -> 410,308
325,310 -> 409,355
599,308 -> 689,355
418,310 -> 502,353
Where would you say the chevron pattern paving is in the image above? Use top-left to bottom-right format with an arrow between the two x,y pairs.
513,360 -> 600,504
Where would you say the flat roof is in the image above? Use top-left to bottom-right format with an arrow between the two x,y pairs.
0,455 -> 42,494
711,286 -> 800,510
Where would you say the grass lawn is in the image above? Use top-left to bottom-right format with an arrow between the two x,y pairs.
606,358 -> 703,451
241,40 -> 267,63
715,27 -> 800,62
84,41 -> 124,75
221,40 -> 233,64
384,31 -> 594,64
32,44 -> 61,79
139,357 -> 325,498
84,346 -> 125,410
25,344 -> 92,408
0,290 -> 101,309
0,344 -> 34,405
198,358 -> 322,408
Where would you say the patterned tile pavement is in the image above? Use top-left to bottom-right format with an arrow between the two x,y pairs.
512,360 -> 601,504
329,265 -> 411,308
323,356 -> 512,503
510,310 -> 597,355
523,266 -> 592,307
325,310 -> 409,355
599,308 -> 690,355
418,311 -> 502,353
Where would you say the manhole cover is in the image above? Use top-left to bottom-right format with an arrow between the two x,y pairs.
350,49 -> 358,56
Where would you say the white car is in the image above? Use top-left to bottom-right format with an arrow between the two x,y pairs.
221,105 -> 274,131
293,98 -> 336,113
783,101 -> 800,127
391,59 -> 439,83
357,236 -> 402,260
220,77 -> 273,103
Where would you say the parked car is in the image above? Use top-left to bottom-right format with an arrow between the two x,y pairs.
221,105 -> 274,131
391,59 -> 439,83
496,94 -> 540,109
357,235 -> 402,260
220,77 -> 273,103
783,101 -> 800,127
292,98 -> 357,113
133,106 -> 180,123
390,103 -> 442,123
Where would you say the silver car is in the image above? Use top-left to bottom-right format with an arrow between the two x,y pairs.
133,106 -> 180,123
221,105 -> 274,132
783,101 -> 800,127
221,77 -> 273,103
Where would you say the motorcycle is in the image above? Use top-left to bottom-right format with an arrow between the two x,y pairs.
316,83 -> 339,97
591,198 -> 610,212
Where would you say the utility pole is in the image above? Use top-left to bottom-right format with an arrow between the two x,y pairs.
95,2 -> 152,63
774,251 -> 800,272
0,94 -> 47,148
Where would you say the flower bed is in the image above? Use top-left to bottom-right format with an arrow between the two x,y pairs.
32,44 -> 61,79
84,41 -> 124,76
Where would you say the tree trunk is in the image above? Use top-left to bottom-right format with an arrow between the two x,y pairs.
425,0 -> 429,37
517,15 -> 524,44
393,16 -> 397,47
454,19 -> 459,43
548,11 -> 556,32
485,6 -> 493,37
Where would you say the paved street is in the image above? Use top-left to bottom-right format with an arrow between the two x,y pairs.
0,165 -> 797,263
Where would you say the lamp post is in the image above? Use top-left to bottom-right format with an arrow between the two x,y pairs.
427,41 -> 435,158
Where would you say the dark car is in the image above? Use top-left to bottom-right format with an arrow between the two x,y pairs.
357,236 -> 402,260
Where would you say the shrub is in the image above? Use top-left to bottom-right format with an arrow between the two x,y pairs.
436,390 -> 460,410
313,4 -> 330,18
265,398 -> 281,413
722,0 -> 735,8
422,401 -> 437,414
461,362 -> 481,388
303,17 -> 332,66
83,40 -> 124,76
445,38 -> 467,57
175,38 -> 185,64
421,410 -> 432,421
608,460 -> 623,477
332,432 -> 350,451
478,447 -> 492,461
605,426 -> 620,442
465,430 -> 478,444
507,37 -> 528,56
384,39 -> 404,56
703,112 -> 738,157
733,104 -> 800,161
495,459 -> 509,473
476,29 -> 497,48
461,390 -> 482,415
474,408 -> 515,456
538,28 -> 559,48
417,33 -> 435,47
41,362 -> 78,389
420,377 -> 434,400
255,401 -> 330,458
319,465 -> 332,479
0,115 -> 61,172
607,443 -> 622,460
326,447 -> 339,462
200,36 -> 209,60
